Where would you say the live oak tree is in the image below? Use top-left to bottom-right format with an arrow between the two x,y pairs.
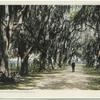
73,5 -> 100,67
0,5 -> 26,75
1,5 -> 99,78
23,5 -> 73,71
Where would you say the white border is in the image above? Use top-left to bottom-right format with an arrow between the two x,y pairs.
0,0 -> 100,98
0,90 -> 100,98
0,0 -> 100,5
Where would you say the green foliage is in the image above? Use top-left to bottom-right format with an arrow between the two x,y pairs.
0,5 -> 100,75
83,39 -> 96,67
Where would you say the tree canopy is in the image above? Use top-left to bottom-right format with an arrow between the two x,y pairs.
0,5 -> 100,78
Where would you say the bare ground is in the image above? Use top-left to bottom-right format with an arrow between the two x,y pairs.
1,64 -> 100,90
16,64 -> 100,90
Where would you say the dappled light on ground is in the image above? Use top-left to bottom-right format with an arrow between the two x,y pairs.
1,64 -> 100,90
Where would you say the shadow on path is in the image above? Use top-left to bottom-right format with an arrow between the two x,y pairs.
0,64 -> 100,90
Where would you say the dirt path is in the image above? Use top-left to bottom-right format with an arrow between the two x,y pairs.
16,64 -> 100,90
1,64 -> 100,90
32,64 -> 90,89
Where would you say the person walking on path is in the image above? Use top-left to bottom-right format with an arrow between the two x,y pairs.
71,56 -> 76,72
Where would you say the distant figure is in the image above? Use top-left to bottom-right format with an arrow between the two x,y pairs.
71,56 -> 76,72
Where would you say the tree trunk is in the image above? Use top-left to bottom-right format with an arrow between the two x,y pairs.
3,53 -> 9,76
20,56 -> 29,76
17,56 -> 20,72
39,58 -> 46,72
39,52 -> 47,72
96,22 -> 100,68
58,51 -> 62,68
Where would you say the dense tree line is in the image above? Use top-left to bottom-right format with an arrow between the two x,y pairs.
0,5 -> 100,79
73,5 -> 100,67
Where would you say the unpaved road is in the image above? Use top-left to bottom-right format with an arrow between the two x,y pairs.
16,64 -> 100,90
1,64 -> 100,90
